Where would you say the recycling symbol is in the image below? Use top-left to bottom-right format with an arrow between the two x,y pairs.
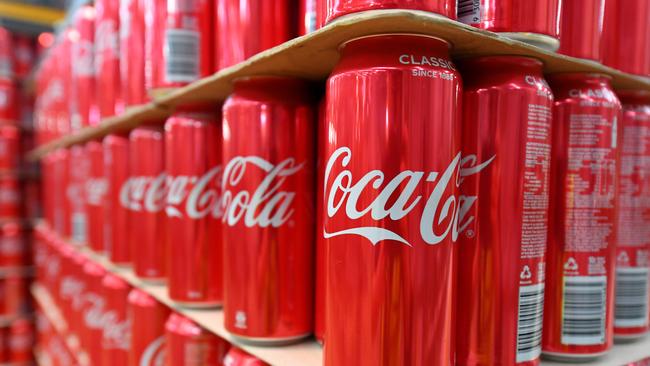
564,257 -> 578,271
520,265 -> 532,280
617,251 -> 629,265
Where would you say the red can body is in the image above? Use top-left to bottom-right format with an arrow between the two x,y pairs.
557,0 -> 604,61
216,0 -> 294,70
222,77 -> 315,343
165,313 -> 229,366
70,4 -> 97,130
100,273 -> 131,366
326,0 -> 456,23
165,110 -> 222,306
457,0 -> 560,50
0,221 -> 26,268
0,125 -> 20,171
0,175 -> 21,220
543,74 -> 621,360
120,0 -> 147,106
0,27 -> 12,78
0,79 -> 17,122
81,260 -> 107,365
104,133 -> 131,265
456,57 -> 553,366
128,289 -> 169,366
95,0 -> 123,119
143,0 -> 166,94
51,149 -> 70,236
299,0 -> 319,35
0,275 -> 30,317
85,141 -> 107,253
9,318 -> 34,363
323,34 -> 461,366
223,347 -> 269,366
314,98 -> 325,344
601,0 -> 650,76
12,35 -> 34,79
614,90 -> 650,338
69,145 -> 89,243
127,126 -> 167,281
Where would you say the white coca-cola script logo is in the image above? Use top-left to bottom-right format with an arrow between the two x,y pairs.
120,174 -> 167,213
86,177 -> 108,206
323,147 -> 495,246
140,336 -> 165,366
102,310 -> 131,350
94,19 -> 119,67
59,276 -> 85,311
221,156 -> 304,228
166,166 -> 222,219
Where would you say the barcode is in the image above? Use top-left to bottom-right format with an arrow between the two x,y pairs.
516,284 -> 544,363
72,212 -> 87,243
164,29 -> 200,83
561,276 -> 607,345
458,0 -> 481,24
615,267 -> 649,328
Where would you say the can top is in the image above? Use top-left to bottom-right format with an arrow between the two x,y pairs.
165,312 -> 203,336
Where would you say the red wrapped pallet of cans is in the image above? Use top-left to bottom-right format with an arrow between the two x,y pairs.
457,0 -> 560,50
70,4 -> 98,130
100,273 -> 131,366
557,0 -> 604,61
222,77 -> 315,344
614,90 -> 650,339
120,0 -> 147,106
165,106 -> 222,307
85,140 -> 107,253
165,313 -> 229,366
456,56 -> 553,366
326,0 -> 456,23
0,125 -> 20,172
104,133 -> 131,265
602,0 -> 650,76
128,289 -> 169,366
95,0 -> 123,119
543,73 -> 621,361
323,34 -> 461,366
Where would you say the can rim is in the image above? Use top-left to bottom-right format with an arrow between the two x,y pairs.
338,33 -> 452,51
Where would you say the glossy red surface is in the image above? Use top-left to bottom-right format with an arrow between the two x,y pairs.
459,0 -> 560,38
323,34 -> 461,366
314,97 -> 325,344
0,27 -> 12,78
164,313 -> 230,366
128,289 -> 169,366
104,134 -> 131,265
8,318 -> 34,363
222,77 -> 315,342
558,0 -> 604,61
70,4 -> 98,129
53,149 -> 69,235
216,0 -> 295,70
601,0 -> 650,76
95,0 -> 123,119
0,275 -> 30,317
12,35 -> 34,79
327,0 -> 456,23
543,73 -> 621,358
85,141 -> 107,253
127,126 -> 166,281
0,79 -> 17,122
143,0 -> 165,93
613,90 -> 650,337
299,0 -> 319,35
164,110 -> 222,306
0,221 -> 26,267
81,260 -> 106,365
100,273 -> 131,366
68,145 -> 89,243
223,347 -> 269,366
120,0 -> 147,106
0,125 -> 20,171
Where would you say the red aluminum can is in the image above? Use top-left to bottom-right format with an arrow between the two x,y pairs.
0,221 -> 26,267
601,0 -> 650,76
457,0 -> 560,51
143,0 -> 166,94
0,125 -> 20,171
215,0 -> 294,70
557,0 -> 604,61
0,27 -> 12,78
0,174 -> 22,220
59,246 -> 87,336
0,327 -> 6,363
12,35 -> 34,79
614,90 -> 650,339
53,149 -> 70,236
456,56 -> 553,366
223,347 -> 269,366
543,73 -> 621,360
0,79 -> 17,122
127,126 -> 166,281
120,0 -> 147,106
0,275 -> 30,317
128,288 -> 169,366
314,98 -> 325,344
165,108 -> 222,307
85,140 -> 107,253
222,77 -> 314,343
164,312 -> 229,366
299,0 -> 319,35
150,0 -> 213,92
101,273 -> 131,366
69,145 -> 89,243
104,133 -> 131,265
323,34 -> 461,366
41,154 -> 56,228
326,0 -> 456,23
8,318 -> 34,363
95,0 -> 123,119
70,4 -> 98,130
81,260 -> 107,365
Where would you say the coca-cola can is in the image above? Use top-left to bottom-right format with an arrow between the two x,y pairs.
143,0 -> 165,94
222,77 -> 315,343
216,0 -> 294,70
326,0 -> 456,23
128,126 -> 167,281
614,90 -> 650,339
0,125 -> 20,171
41,154 -> 56,228
165,108 -> 222,307
69,145 -> 89,243
557,0 -> 604,61
223,347 -> 268,366
456,56 -> 553,366
59,244 -> 88,337
0,275 -> 31,317
323,34 -> 461,366
101,273 -> 131,366
0,79 -> 17,122
0,27 -> 12,78
81,260 -> 107,365
314,97 -> 325,345
85,140 -> 107,253
151,0 -> 213,93
299,0 -> 319,35
8,318 -> 34,363
0,221 -> 26,267
128,288 -> 169,366
12,35 -> 34,79
165,312 -> 229,365
95,0 -> 123,119
0,174 -> 22,220
543,73 -> 621,360
53,148 -> 70,236
457,0 -> 560,51
601,0 -> 650,76
104,133 -> 131,265
120,0 -> 147,106
70,4 -> 98,130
